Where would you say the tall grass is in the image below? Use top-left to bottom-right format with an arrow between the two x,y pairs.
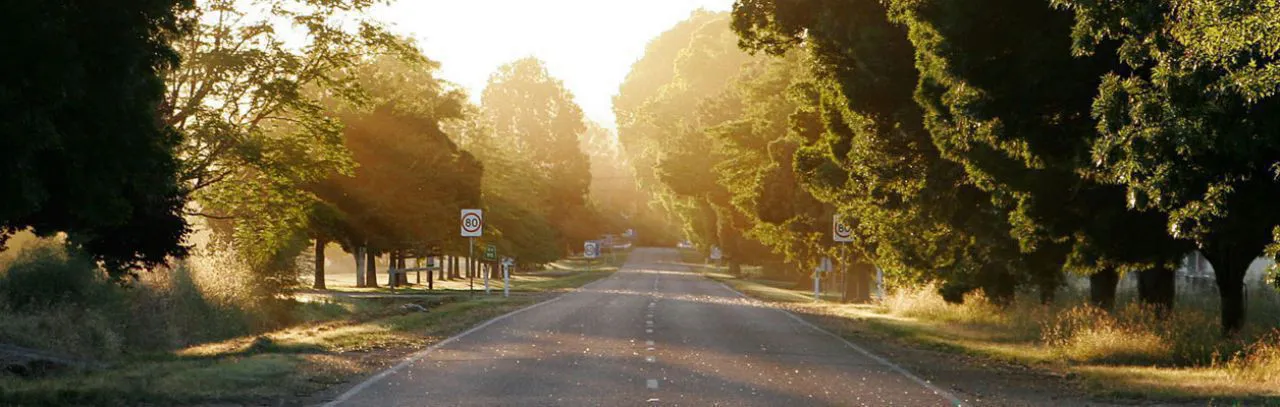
878,281 -> 1280,373
0,238 -> 311,360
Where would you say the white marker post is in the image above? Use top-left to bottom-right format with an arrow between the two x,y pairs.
814,266 -> 822,301
502,257 -> 513,297
461,209 -> 483,297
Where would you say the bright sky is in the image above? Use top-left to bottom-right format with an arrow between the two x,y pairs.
372,0 -> 734,130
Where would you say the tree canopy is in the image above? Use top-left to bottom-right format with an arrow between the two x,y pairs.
1,0 -> 192,276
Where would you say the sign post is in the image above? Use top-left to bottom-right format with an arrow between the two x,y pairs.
483,243 -> 497,295
816,257 -> 832,301
461,209 -> 483,297
833,214 -> 854,302
584,240 -> 600,273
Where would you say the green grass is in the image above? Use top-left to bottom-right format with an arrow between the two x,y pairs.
0,266 -> 614,406
690,257 -> 1280,403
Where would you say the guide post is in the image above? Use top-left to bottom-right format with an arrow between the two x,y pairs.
502,257 -> 514,297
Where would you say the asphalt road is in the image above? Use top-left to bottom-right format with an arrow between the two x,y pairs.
324,247 -> 963,406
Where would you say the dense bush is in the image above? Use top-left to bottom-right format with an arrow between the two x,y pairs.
0,238 -> 300,359
0,240 -> 112,311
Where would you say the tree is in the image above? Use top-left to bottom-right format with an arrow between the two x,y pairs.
615,11 -> 774,275
310,55 -> 481,287
1055,0 -> 1280,333
163,0 -> 419,288
885,0 -> 1192,310
1,0 -> 192,276
482,57 -> 595,252
732,0 -> 1030,302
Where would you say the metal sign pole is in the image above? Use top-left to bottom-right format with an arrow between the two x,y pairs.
503,262 -> 510,298
469,237 -> 474,297
484,259 -> 490,295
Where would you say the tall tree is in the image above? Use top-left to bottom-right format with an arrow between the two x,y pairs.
310,55 -> 482,286
1,0 -> 191,276
163,0 -> 418,286
1055,0 -> 1280,333
732,0 -> 1030,301
886,0 -> 1191,310
482,57 -> 595,251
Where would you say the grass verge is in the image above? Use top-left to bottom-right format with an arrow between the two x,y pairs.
0,269 -> 614,406
689,255 -> 1280,403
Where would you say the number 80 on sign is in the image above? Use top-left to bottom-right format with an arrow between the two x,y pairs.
833,214 -> 854,242
461,209 -> 483,237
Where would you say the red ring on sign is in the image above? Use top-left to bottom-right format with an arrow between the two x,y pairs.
462,213 -> 482,233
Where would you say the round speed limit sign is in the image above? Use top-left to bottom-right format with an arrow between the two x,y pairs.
461,209 -> 483,237
833,214 -> 854,242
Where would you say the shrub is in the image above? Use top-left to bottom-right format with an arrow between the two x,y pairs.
0,240 -> 112,311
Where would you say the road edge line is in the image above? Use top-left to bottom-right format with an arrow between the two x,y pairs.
711,279 -> 967,407
321,275 -> 614,406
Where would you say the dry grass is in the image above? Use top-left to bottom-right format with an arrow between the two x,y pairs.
700,263 -> 1280,401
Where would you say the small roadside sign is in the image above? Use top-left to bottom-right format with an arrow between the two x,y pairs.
502,257 -> 515,266
819,257 -> 833,273
584,241 -> 600,259
710,246 -> 722,260
461,209 -> 483,237
483,244 -> 498,261
833,214 -> 854,242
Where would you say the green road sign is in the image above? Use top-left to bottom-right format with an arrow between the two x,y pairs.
483,243 -> 498,261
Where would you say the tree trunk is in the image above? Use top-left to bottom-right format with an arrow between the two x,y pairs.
1138,266 -> 1176,316
1089,268 -> 1119,311
400,255 -> 409,285
366,251 -> 379,288
394,251 -> 409,286
437,256 -> 445,281
354,246 -> 366,288
727,258 -> 742,276
1205,247 -> 1251,336
450,256 -> 459,279
313,239 -> 326,290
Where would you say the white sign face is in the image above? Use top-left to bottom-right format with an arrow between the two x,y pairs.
710,246 -> 722,260
502,257 -> 515,266
833,214 -> 854,242
461,209 -> 483,237
820,257 -> 833,273
584,241 -> 600,259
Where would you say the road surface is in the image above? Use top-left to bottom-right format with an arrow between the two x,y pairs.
324,247 -> 963,406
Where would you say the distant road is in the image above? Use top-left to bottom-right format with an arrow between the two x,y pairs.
324,247 -> 963,406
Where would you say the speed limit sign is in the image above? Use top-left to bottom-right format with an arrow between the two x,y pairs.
833,214 -> 854,242
461,209 -> 483,237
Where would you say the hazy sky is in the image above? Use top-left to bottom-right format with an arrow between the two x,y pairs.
372,0 -> 734,130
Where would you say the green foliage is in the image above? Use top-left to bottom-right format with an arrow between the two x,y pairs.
311,55 -> 480,256
165,0 -> 421,288
731,0 -> 1030,299
1053,0 -> 1280,332
615,11 -> 777,272
0,0 -> 191,275
481,57 -> 597,252
0,240 -> 109,311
